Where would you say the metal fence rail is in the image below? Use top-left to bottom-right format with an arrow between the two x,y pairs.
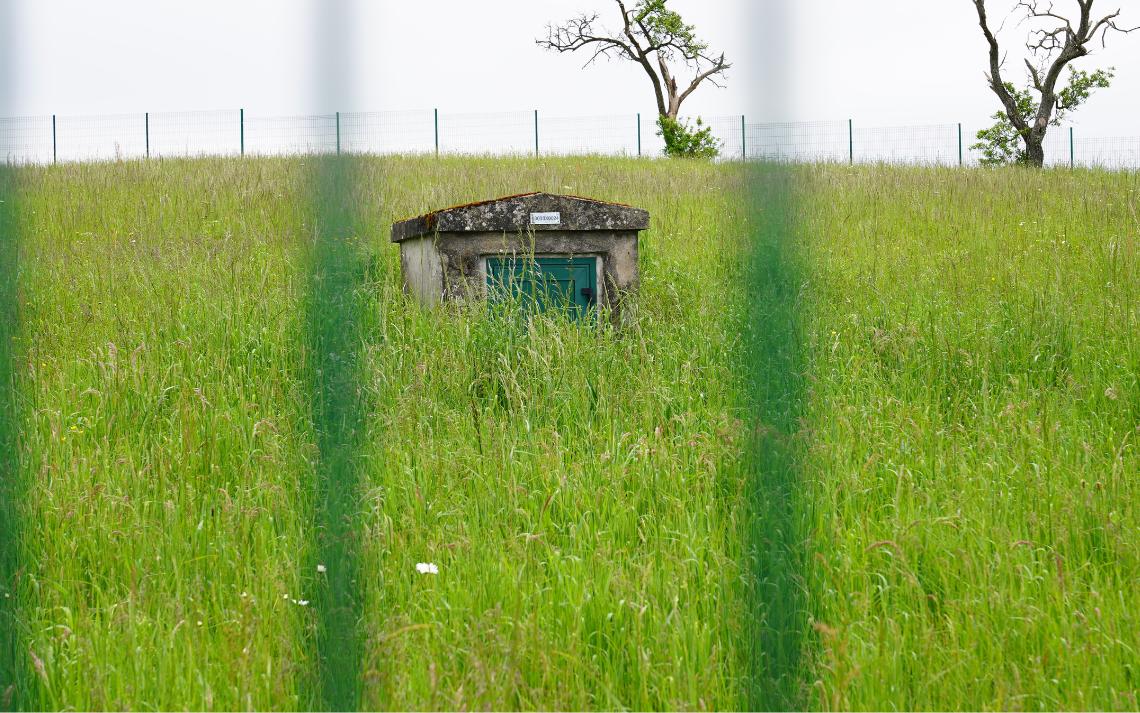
2,107 -> 1138,169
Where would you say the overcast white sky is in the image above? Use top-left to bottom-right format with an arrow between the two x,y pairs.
4,0 -> 1140,135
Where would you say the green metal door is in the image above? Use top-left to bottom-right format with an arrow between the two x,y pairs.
486,256 -> 597,319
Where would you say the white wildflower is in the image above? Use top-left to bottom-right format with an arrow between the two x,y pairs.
316,564 -> 327,573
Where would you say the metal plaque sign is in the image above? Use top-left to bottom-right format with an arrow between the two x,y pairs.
530,212 -> 561,225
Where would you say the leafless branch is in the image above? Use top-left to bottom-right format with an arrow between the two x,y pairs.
537,0 -> 729,120
537,14 -> 637,67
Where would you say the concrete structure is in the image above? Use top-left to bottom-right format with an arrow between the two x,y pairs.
391,192 -> 648,318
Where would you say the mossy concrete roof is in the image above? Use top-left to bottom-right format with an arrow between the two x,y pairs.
391,192 -> 650,243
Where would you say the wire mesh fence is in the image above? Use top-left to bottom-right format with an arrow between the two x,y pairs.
0,115 -> 52,164
853,124 -> 960,166
56,112 -> 147,163
744,121 -> 849,163
1072,135 -> 1140,170
245,113 -> 338,156
540,113 -> 645,157
338,110 -> 436,155
1,107 -> 1138,170
150,110 -> 240,159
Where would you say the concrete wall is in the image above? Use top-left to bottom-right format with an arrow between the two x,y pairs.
398,236 -> 444,306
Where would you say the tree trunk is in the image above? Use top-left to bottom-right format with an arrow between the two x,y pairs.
665,88 -> 680,119
1023,133 -> 1046,168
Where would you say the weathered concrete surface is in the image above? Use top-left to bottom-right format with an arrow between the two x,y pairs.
391,192 -> 649,242
392,193 -> 647,319
399,236 -> 444,306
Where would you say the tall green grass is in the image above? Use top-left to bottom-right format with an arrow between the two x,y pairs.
305,154 -> 370,711
0,155 -> 1135,710
1,164 -> 31,710
795,165 -> 1139,710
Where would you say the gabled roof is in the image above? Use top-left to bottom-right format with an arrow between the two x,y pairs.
391,192 -> 650,242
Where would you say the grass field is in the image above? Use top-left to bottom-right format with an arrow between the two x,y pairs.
0,155 -> 1136,710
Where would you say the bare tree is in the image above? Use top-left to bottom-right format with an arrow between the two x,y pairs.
537,0 -> 729,125
972,0 -> 1136,166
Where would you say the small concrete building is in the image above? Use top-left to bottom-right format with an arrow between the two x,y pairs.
391,192 -> 649,319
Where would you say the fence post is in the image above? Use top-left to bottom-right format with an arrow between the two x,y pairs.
637,113 -> 641,157
1070,126 -> 1074,169
52,114 -> 57,165
741,114 -> 746,161
534,109 -> 539,156
145,112 -> 150,159
848,118 -> 854,164
336,111 -> 341,155
240,108 -> 245,156
958,123 -> 962,167
434,108 -> 439,156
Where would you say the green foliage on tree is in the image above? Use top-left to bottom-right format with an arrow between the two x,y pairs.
631,0 -> 706,61
973,67 -> 1114,165
657,116 -> 720,159
972,84 -> 1038,165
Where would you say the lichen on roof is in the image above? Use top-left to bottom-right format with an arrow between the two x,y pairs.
391,192 -> 649,242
